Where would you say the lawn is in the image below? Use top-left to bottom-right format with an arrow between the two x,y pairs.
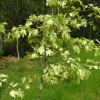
0,48 -> 100,100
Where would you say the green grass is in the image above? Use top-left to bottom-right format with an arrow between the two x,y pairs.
0,48 -> 100,100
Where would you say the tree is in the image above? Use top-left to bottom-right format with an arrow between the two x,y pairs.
3,0 -> 100,100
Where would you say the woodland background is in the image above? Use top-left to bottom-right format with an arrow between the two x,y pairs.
0,0 -> 100,58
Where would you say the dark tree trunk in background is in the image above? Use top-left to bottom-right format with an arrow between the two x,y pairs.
0,33 -> 4,50
19,36 -> 25,58
0,0 -> 4,50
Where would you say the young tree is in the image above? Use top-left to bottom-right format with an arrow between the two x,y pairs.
8,0 -> 100,100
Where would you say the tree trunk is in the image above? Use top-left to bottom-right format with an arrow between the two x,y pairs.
0,0 -> 4,50
0,33 -> 3,50
37,80 -> 43,100
19,36 -> 25,58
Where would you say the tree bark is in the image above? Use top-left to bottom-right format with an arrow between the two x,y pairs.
0,33 -> 4,50
0,0 -> 4,50
37,79 -> 43,100
19,36 -> 25,58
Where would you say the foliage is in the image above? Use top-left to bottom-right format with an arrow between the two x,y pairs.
0,22 -> 7,33
0,74 -> 8,87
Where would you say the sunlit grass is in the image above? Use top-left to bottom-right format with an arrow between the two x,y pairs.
0,48 -> 100,100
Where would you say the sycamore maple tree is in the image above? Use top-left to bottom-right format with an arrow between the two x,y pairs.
1,0 -> 100,100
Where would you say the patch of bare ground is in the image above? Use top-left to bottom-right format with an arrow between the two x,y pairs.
0,55 -> 18,68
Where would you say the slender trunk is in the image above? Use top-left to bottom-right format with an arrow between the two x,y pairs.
37,76 -> 43,100
37,1 -> 45,100
37,88 -> 42,100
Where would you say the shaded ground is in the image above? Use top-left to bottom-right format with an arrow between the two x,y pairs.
0,56 -> 18,68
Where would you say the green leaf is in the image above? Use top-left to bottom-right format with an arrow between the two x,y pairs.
61,72 -> 68,80
88,4 -> 93,7
52,43 -> 58,49
70,19 -> 77,26
85,45 -> 90,51
47,19 -> 53,25
21,29 -> 26,37
46,49 -> 53,56
12,83 -> 18,87
0,24 -> 5,33
49,30 -> 57,42
25,21 -> 33,27
76,23 -> 81,29
2,79 -> 7,82
78,0 -> 83,6
3,22 -> 8,25
88,13 -> 94,17
22,77 -> 26,83
0,74 -> 8,78
76,69 -> 85,83
93,24 -> 96,31
62,32 -> 70,40
37,45 -> 44,55
31,53 -> 38,59
61,50 -> 70,60
28,78 -> 33,83
81,19 -> 87,27
25,84 -> 30,89
28,29 -> 38,37
9,89 -> 24,99
73,45 -> 80,54
69,12 -> 75,17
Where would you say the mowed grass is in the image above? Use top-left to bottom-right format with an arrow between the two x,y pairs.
0,48 -> 100,100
